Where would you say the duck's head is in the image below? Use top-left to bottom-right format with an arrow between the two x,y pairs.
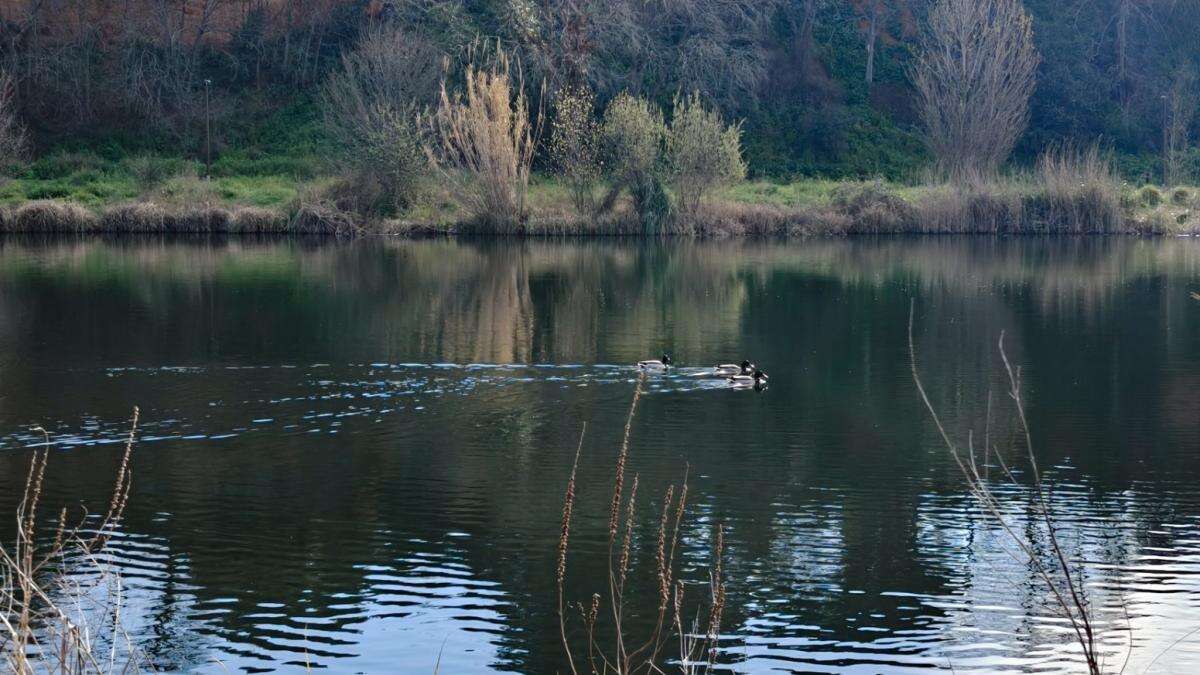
740,360 -> 753,373
754,369 -> 768,381
662,354 -> 673,366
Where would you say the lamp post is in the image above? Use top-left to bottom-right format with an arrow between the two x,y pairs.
204,79 -> 212,179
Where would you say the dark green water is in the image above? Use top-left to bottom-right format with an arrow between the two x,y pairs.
2,236 -> 1200,673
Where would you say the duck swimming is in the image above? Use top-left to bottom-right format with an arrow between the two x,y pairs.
728,369 -> 768,387
637,354 -> 673,370
701,360 -> 754,377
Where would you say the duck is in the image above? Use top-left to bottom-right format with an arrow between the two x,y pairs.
637,354 -> 673,370
705,360 -> 755,377
728,369 -> 768,387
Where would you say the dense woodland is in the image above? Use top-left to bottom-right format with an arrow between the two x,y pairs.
0,0 -> 1198,181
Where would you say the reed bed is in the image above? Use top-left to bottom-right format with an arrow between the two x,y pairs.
556,376 -> 727,674
0,201 -> 353,235
2,408 -> 143,674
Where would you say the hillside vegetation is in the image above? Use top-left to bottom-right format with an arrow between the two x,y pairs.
0,0 -> 1196,234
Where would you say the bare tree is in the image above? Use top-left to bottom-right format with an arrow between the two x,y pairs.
1164,67 -> 1196,186
911,0 -> 1040,179
864,0 -> 883,87
0,69 -> 26,166
320,23 -> 442,213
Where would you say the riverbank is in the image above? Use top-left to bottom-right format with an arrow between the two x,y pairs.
0,162 -> 1197,236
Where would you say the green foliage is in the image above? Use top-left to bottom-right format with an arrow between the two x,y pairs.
600,93 -> 671,231
1139,185 -> 1163,207
666,91 -> 745,214
629,174 -> 673,235
548,85 -> 601,215
601,93 -> 665,187
123,155 -> 186,187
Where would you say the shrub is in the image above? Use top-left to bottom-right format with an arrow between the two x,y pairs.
830,180 -> 914,232
600,93 -> 667,231
1139,185 -> 1163,207
25,152 -> 109,181
1172,187 -> 1193,206
424,43 -> 539,231
321,24 -> 441,215
601,93 -> 664,191
548,84 -> 601,215
123,154 -> 184,188
666,91 -> 746,215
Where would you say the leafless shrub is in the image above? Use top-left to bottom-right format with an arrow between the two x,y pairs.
666,91 -> 746,217
909,308 -> 1100,674
2,408 -> 142,674
289,200 -> 360,236
424,42 -> 541,231
549,84 -> 602,216
911,0 -> 1040,180
557,376 -> 727,673
321,24 -> 442,214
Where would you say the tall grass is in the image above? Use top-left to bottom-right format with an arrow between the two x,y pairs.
556,376 -> 727,673
425,43 -> 540,232
1033,144 -> 1121,232
2,408 -> 142,674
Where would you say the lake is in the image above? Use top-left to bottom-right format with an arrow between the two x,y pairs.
2,235 -> 1200,673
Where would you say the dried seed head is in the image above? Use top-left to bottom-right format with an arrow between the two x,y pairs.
656,485 -> 675,613
609,377 -> 643,540
619,475 -> 639,588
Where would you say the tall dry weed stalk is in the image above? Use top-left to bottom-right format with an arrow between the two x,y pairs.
908,306 -> 1100,674
425,42 -> 541,231
557,376 -> 727,673
2,407 -> 142,674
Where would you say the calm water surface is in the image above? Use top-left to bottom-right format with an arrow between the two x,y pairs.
2,236 -> 1200,673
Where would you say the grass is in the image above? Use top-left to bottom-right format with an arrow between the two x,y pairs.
0,145 -> 1199,236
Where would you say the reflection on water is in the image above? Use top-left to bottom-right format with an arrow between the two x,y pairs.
2,235 -> 1200,672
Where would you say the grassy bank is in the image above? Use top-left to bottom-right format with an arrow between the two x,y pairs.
0,152 -> 1197,236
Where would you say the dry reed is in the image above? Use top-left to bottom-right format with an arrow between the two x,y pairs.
425,42 -> 541,231
2,407 -> 142,674
556,376 -> 726,674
